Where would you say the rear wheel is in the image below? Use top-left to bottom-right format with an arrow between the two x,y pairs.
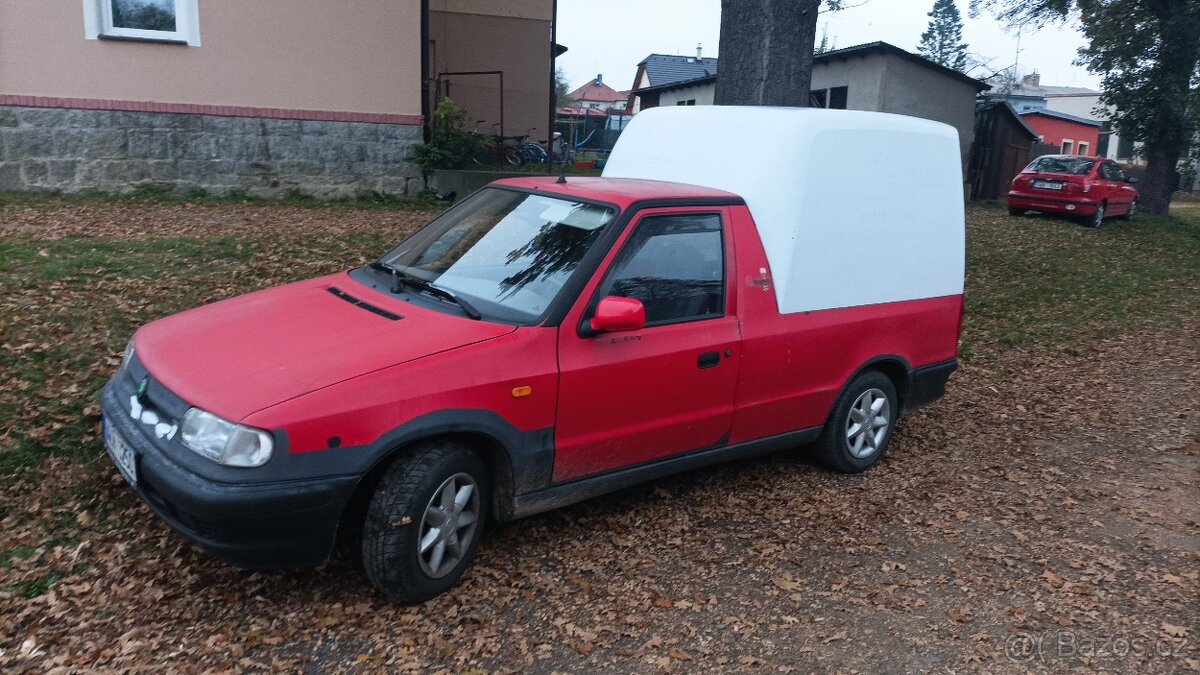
1123,199 -> 1137,221
1089,202 -> 1106,228
362,440 -> 488,603
1008,207 -> 1025,217
504,147 -> 523,166
812,370 -> 898,474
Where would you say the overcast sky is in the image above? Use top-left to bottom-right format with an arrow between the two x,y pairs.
556,0 -> 1101,93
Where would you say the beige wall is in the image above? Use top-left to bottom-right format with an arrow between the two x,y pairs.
877,54 -> 978,164
0,0 -> 422,115
659,82 -> 715,107
429,9 -> 552,139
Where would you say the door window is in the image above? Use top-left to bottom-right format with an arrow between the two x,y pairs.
597,214 -> 725,326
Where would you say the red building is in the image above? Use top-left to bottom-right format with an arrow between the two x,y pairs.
1019,109 -> 1103,157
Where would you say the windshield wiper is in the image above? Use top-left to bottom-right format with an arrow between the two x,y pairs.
370,262 -> 482,320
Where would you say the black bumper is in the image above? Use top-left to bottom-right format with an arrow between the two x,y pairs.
905,359 -> 958,412
100,379 -> 358,570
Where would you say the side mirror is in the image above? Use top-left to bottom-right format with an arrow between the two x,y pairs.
1126,177 -> 1139,184
589,296 -> 645,334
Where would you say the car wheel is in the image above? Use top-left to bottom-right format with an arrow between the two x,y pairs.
1090,202 -> 1106,228
1008,207 -> 1025,217
812,370 -> 898,474
362,440 -> 488,603
1123,199 -> 1137,221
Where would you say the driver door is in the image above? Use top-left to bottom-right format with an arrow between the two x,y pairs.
553,209 -> 741,483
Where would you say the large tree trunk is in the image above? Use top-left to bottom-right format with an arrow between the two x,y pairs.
714,0 -> 821,106
1140,148 -> 1179,216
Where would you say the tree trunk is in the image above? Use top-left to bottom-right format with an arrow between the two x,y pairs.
1140,148 -> 1179,216
714,0 -> 821,106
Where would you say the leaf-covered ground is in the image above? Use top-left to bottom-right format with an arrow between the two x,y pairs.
0,197 -> 1197,672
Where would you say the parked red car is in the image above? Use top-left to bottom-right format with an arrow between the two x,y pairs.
1007,155 -> 1139,227
101,108 -> 965,602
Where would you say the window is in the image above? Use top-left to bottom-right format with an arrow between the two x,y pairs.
1116,135 -> 1135,161
828,86 -> 848,110
1077,141 -> 1090,156
1027,156 -> 1095,175
598,214 -> 725,326
676,99 -> 696,106
1104,162 -> 1127,182
83,0 -> 201,46
810,89 -> 828,108
1061,139 -> 1074,154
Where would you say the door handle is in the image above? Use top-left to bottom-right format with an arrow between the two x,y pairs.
697,351 -> 720,369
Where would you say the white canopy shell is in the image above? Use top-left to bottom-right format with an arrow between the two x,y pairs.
602,106 -> 965,314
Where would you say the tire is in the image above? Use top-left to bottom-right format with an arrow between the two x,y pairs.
362,440 -> 489,604
504,148 -> 523,166
1089,202 -> 1106,229
1008,207 -> 1025,217
1123,199 -> 1137,221
812,370 -> 898,474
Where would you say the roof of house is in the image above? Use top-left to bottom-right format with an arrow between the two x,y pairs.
1008,82 -> 1100,98
1019,108 -> 1103,127
632,41 -> 989,95
637,54 -> 719,88
568,79 -> 627,103
977,100 -> 1039,140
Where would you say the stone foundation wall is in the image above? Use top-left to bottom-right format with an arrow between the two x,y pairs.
0,106 -> 423,198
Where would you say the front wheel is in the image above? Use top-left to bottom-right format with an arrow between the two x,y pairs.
1089,202 -> 1106,228
1123,199 -> 1137,221
812,370 -> 898,474
362,440 -> 489,603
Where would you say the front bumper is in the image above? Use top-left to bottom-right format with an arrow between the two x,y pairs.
100,377 -> 358,570
1007,192 -> 1098,216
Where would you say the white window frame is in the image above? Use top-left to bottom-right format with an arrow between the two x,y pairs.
1061,139 -> 1074,155
83,0 -> 201,46
1077,141 -> 1090,156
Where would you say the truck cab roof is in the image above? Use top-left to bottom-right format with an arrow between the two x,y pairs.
490,176 -> 743,209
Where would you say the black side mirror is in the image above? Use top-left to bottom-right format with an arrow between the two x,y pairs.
1126,177 -> 1139,184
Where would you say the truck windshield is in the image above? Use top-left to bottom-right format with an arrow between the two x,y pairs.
377,188 -> 617,324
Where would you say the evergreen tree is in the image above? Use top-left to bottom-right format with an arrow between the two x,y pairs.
917,0 -> 969,71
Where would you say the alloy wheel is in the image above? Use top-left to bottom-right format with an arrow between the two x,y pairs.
417,472 -> 481,578
845,388 -> 891,458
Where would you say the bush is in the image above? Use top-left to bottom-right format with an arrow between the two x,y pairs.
410,98 -> 487,176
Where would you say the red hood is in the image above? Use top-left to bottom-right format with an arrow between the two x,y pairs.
135,272 -> 515,422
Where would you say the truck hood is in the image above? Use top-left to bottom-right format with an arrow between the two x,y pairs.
135,272 -> 515,422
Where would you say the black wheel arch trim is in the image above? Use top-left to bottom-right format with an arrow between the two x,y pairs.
355,409 -> 554,521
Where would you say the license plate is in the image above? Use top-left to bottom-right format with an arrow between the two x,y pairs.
103,415 -> 138,486
1033,180 -> 1063,190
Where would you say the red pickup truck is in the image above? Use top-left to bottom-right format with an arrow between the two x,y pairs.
102,107 -> 964,602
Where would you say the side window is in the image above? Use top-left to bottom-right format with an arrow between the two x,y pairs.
1109,164 -> 1127,182
598,214 -> 725,326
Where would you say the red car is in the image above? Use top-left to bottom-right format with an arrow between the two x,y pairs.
1007,155 -> 1139,227
101,108 -> 965,602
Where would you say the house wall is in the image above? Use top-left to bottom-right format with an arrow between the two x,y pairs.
659,83 -> 716,107
1021,115 -> 1100,156
874,54 -> 978,164
0,0 -> 422,115
0,0 -> 426,196
810,55 -> 887,111
429,2 -> 552,140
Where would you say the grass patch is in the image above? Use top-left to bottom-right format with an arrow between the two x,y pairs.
962,204 -> 1200,359
0,185 -> 446,211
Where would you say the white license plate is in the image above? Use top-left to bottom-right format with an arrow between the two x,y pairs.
103,415 -> 138,486
1033,180 -> 1063,190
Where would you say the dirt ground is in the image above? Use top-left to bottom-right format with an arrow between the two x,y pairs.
0,200 -> 1196,673
0,326 -> 1194,674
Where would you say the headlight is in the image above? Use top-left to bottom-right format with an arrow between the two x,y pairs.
120,339 -> 135,373
180,408 -> 274,467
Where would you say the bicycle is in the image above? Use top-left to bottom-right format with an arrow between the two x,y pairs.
471,120 -> 522,166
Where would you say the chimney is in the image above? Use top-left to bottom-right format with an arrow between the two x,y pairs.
595,74 -> 602,86
697,43 -> 703,59
1022,72 -> 1040,87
